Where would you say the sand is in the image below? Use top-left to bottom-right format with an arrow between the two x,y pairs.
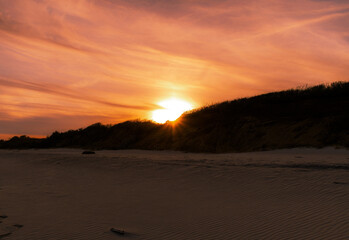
0,148 -> 348,239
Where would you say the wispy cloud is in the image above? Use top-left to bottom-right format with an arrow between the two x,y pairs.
0,78 -> 154,110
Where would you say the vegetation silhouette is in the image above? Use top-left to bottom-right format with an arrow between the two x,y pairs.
1,82 -> 348,152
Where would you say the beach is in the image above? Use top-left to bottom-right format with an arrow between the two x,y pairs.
0,148 -> 348,239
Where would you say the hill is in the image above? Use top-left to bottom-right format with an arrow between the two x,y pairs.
1,82 -> 348,152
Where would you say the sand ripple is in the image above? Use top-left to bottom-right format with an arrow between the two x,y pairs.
0,148 -> 348,239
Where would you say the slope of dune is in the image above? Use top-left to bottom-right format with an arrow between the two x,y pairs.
1,82 -> 348,152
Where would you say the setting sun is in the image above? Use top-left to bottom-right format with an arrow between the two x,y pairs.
152,98 -> 193,123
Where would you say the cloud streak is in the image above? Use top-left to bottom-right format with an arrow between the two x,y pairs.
0,78 -> 154,110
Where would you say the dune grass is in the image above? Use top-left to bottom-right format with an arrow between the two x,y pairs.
1,82 -> 348,152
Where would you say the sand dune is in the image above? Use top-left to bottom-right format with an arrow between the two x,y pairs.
0,148 -> 348,239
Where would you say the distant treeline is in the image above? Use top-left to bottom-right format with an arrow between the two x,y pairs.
1,82 -> 348,152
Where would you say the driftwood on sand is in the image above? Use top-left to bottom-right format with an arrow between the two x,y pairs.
110,228 -> 125,235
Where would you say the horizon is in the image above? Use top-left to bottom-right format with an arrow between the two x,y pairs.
1,81 -> 347,142
1,0 -> 349,138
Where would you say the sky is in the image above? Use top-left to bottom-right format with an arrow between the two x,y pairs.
0,0 -> 349,139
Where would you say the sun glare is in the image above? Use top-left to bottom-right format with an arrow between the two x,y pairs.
152,98 -> 193,123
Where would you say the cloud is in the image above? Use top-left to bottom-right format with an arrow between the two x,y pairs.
0,78 -> 154,110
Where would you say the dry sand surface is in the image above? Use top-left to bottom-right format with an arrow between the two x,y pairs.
0,148 -> 348,239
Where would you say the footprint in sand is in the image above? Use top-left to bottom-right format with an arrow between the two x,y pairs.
0,227 -> 12,239
0,215 -> 23,239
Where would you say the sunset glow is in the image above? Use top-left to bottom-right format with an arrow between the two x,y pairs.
152,98 -> 193,123
0,0 -> 349,138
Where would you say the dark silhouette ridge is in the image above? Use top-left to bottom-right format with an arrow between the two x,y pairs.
0,82 -> 348,152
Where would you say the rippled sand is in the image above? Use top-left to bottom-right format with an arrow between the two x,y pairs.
0,148 -> 348,239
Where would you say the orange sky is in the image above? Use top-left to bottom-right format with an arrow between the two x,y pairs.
1,0 -> 349,139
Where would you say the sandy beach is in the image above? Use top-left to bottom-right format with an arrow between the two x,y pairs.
0,148 -> 348,239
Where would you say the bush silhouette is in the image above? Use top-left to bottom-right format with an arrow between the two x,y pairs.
1,82 -> 348,152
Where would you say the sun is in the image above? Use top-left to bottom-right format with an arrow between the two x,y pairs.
152,98 -> 193,123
